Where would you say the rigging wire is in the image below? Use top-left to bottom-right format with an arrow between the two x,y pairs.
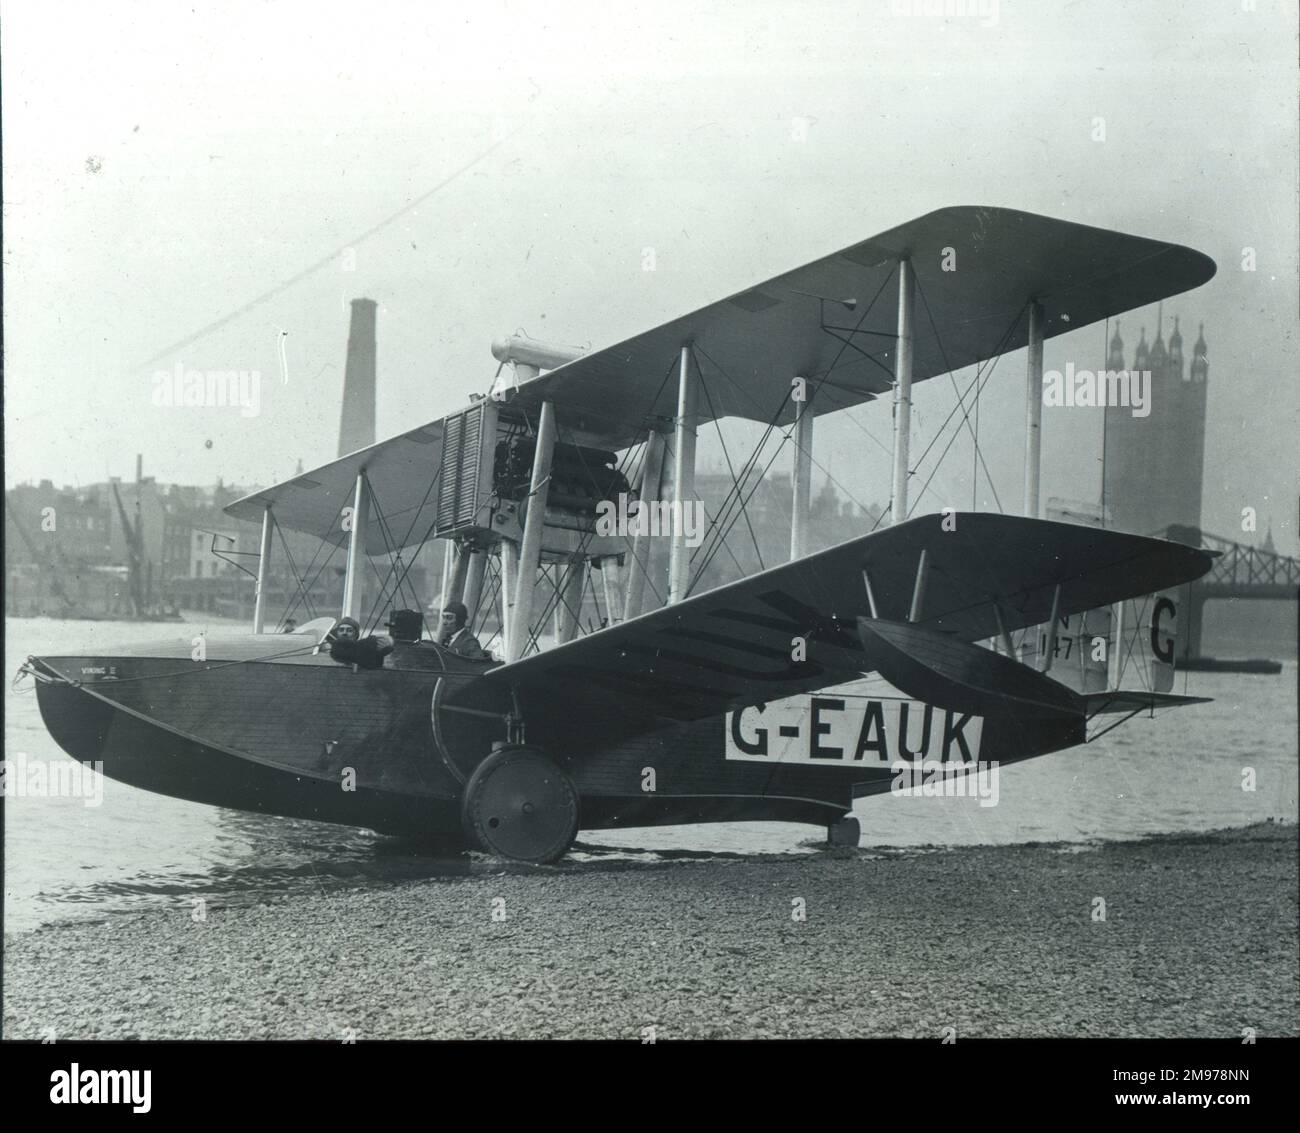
361,489 -> 428,632
475,556 -> 506,648
691,259 -> 897,509
683,363 -> 796,560
685,411 -> 791,595
685,267 -> 899,596
687,424 -> 799,595
354,459 -> 446,636
912,274 -> 1005,513
272,515 -> 319,624
905,302 -> 1029,520
693,349 -> 767,574
905,311 -> 1020,475
277,503 -> 349,628
905,355 -> 1005,519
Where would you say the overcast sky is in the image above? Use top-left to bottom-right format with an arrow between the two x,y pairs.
4,0 -> 1297,550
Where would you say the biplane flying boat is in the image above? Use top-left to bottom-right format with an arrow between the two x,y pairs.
25,206 -> 1218,863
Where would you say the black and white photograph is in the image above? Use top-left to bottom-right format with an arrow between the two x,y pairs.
2,0 -> 1297,1105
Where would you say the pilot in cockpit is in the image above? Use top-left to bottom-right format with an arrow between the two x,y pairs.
436,601 -> 491,661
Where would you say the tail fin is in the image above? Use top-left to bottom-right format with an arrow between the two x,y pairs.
1109,590 -> 1184,692
1019,589 -> 1185,696
1037,502 -> 1188,695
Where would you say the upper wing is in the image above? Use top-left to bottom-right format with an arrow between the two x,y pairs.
224,420 -> 444,552
227,206 -> 1215,543
502,206 -> 1216,444
450,513 -> 1214,751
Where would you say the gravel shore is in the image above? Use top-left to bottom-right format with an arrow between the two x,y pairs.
4,822 -> 1295,1040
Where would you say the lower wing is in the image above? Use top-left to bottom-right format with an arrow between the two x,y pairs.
448,512 -> 1214,752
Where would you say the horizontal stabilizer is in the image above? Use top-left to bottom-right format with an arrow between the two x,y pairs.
856,617 -> 1083,718
1081,690 -> 1211,714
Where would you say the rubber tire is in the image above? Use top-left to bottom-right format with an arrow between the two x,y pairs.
461,746 -> 579,864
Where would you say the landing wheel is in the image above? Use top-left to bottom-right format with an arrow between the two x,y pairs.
461,746 -> 579,863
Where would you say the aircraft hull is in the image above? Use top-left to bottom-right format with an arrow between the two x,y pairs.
29,636 -> 1085,841
31,653 -> 461,838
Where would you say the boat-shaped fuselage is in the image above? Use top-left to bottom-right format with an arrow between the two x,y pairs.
29,629 -> 1084,841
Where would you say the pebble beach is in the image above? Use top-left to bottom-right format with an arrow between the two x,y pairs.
4,822 -> 1295,1040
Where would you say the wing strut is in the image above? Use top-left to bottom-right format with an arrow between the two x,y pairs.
463,548 -> 489,624
992,601 -> 1016,656
251,505 -> 274,633
1023,299 -> 1046,517
908,547 -> 929,621
507,401 -> 557,661
624,430 -> 667,620
861,568 -> 880,618
889,258 -> 915,524
341,471 -> 370,621
1039,583 -> 1063,673
790,380 -> 815,558
668,344 -> 699,604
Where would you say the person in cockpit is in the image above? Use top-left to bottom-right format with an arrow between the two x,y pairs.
325,617 -> 393,669
436,601 -> 491,661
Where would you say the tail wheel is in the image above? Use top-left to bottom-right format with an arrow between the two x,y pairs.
461,746 -> 579,864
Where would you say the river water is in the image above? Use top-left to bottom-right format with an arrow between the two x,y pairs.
4,616 -> 1296,934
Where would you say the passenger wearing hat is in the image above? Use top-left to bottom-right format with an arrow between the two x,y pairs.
325,616 -> 393,670
437,601 -> 489,660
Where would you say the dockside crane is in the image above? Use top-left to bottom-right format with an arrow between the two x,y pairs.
4,496 -> 78,613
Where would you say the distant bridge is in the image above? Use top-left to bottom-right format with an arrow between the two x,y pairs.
1162,525 -> 1299,660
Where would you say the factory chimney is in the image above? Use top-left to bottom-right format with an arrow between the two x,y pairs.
338,298 -> 377,457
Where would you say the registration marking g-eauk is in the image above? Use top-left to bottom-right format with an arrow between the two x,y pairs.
725,682 -> 983,766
